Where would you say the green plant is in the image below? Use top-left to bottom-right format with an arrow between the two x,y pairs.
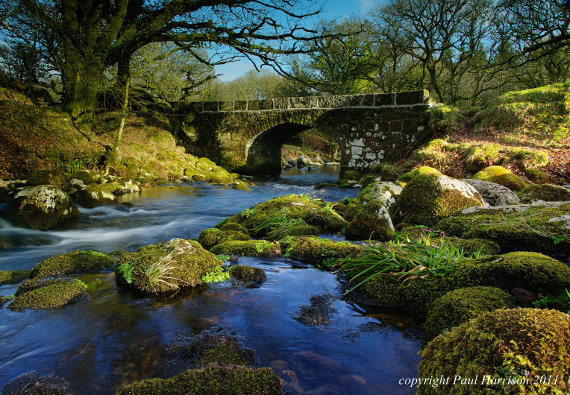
338,234 -> 478,294
533,289 -> 570,313
140,258 -> 181,293
117,263 -> 133,284
202,265 -> 230,283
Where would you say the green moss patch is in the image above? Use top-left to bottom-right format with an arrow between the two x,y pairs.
116,366 -> 282,395
345,182 -> 402,221
285,236 -> 363,269
0,270 -> 30,285
210,240 -> 282,257
198,228 -> 251,250
116,239 -> 222,295
216,194 -> 347,238
473,166 -> 528,191
419,308 -> 570,395
435,203 -> 570,256
423,286 -> 516,342
229,265 -> 267,285
9,279 -> 87,311
520,184 -> 570,202
30,250 -> 115,279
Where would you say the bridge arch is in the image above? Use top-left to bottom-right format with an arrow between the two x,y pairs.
244,122 -> 313,175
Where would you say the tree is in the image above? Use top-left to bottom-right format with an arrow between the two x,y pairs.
13,0 -> 322,126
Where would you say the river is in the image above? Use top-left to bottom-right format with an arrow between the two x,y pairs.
0,165 -> 422,394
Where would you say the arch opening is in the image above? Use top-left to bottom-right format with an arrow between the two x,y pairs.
242,122 -> 312,175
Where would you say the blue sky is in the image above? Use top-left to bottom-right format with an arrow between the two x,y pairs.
215,0 -> 382,81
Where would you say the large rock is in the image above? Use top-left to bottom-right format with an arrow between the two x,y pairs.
345,201 -> 395,241
74,183 -> 116,207
9,278 -> 87,311
115,238 -> 223,295
390,167 -> 485,226
345,182 -> 402,221
13,185 -> 79,230
419,309 -> 570,395
472,165 -> 528,191
462,179 -> 520,206
520,183 -> 570,202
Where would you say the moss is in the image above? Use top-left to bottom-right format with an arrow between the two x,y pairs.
473,166 -> 528,191
30,250 -> 115,279
378,164 -> 403,182
345,201 -> 396,241
0,270 -> 30,285
524,168 -> 550,184
520,184 -> 570,202
217,194 -> 347,238
198,228 -> 250,250
230,265 -> 267,284
209,170 -> 235,185
15,277 -> 68,296
435,204 -> 570,256
233,180 -> 252,191
429,105 -> 464,135
116,366 -> 282,395
220,222 -> 250,235
265,220 -> 321,239
358,174 -> 377,187
356,274 -> 452,318
27,169 -> 69,188
285,236 -> 363,269
423,286 -> 516,341
345,182 -> 402,221
440,237 -> 501,255
397,166 -> 441,185
391,168 -> 484,226
75,183 -> 117,207
9,279 -> 87,311
116,239 -> 222,295
463,144 -> 500,172
418,308 -> 570,395
451,251 -> 570,294
210,240 -> 282,257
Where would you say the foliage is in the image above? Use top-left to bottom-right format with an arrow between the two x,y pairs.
202,265 -> 230,284
339,234 -> 481,294
532,289 -> 570,314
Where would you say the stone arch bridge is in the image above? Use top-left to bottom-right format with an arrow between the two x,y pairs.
172,90 -> 432,176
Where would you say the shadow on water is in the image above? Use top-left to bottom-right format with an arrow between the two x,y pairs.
0,166 -> 422,394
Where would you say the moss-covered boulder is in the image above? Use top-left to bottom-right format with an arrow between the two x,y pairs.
462,179 -> 520,206
435,203 -> 570,256
520,184 -> 570,202
217,194 -> 348,238
390,167 -> 485,226
73,169 -> 100,185
210,240 -> 282,257
116,366 -> 282,395
115,239 -> 223,295
12,185 -> 79,230
230,265 -> 267,285
345,201 -> 395,241
423,286 -> 517,341
0,270 -> 30,285
198,228 -> 251,250
524,168 -> 550,184
439,237 -> 501,256
345,182 -> 402,221
451,251 -> 570,294
9,278 -> 87,311
418,309 -> 570,395
473,166 -> 528,191
284,236 -> 363,269
354,274 -> 452,317
74,183 -> 116,207
26,169 -> 69,189
30,250 -> 115,279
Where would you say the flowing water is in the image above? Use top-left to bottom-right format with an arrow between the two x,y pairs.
0,166 -> 422,394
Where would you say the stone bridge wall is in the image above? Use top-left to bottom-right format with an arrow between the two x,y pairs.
172,90 -> 432,175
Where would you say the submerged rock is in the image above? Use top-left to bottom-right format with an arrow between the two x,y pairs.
0,270 -> 30,286
12,185 -> 79,230
419,309 -> 570,395
462,178 -> 520,206
390,167 -> 485,226
198,228 -> 250,250
210,240 -> 282,257
115,238 -> 222,295
1,372 -> 75,395
293,293 -> 337,326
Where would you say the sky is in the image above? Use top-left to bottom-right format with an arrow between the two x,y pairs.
215,0 -> 382,81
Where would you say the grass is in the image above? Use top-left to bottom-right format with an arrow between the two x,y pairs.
338,234 -> 482,294
202,265 -> 230,283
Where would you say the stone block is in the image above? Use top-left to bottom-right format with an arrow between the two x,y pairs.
248,100 -> 260,110
347,94 -> 374,107
374,93 -> 393,106
203,101 -> 219,112
318,96 -> 347,108
235,101 -> 248,111
259,99 -> 273,110
219,101 -> 235,111
395,90 -> 429,105
290,96 -> 319,109
272,98 -> 289,110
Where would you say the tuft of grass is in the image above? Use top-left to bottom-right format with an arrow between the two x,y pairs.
338,234 -> 481,294
202,265 -> 230,283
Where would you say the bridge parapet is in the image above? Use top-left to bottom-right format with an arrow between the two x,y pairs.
190,90 -> 430,113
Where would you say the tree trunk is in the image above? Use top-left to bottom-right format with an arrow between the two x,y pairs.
61,46 -> 105,129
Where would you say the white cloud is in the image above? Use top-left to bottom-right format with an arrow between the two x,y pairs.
214,60 -> 255,82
